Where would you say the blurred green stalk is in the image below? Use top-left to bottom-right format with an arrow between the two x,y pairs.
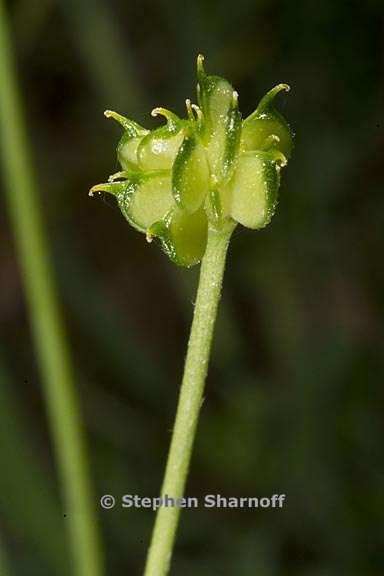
0,351 -> 69,574
58,0 -> 143,110
0,2 -> 103,575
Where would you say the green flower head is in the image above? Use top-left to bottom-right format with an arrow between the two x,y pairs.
90,55 -> 293,267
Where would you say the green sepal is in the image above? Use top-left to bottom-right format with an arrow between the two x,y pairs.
151,107 -> 180,131
148,206 -> 208,267
104,110 -> 149,170
196,55 -> 241,183
117,132 -> 146,170
104,110 -> 147,137
210,97 -> 241,184
89,170 -> 173,232
172,131 -> 209,213
241,84 -> 293,159
137,109 -> 188,171
228,150 -> 286,229
197,55 -> 234,139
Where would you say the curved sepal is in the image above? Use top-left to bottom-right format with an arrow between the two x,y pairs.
104,110 -> 147,137
172,132 -> 209,213
208,93 -> 242,185
197,55 -> 233,137
151,107 -> 180,131
228,150 -> 286,229
148,206 -> 208,267
104,110 -> 149,170
196,55 -> 241,183
241,84 -> 293,158
89,170 -> 173,232
117,132 -> 146,170
137,111 -> 187,171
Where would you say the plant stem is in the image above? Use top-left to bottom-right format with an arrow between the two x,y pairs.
144,223 -> 235,576
0,3 -> 103,576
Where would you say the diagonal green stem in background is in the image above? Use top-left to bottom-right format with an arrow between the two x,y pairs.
0,351 -> 69,574
0,2 -> 103,575
144,223 -> 235,575
57,0 -> 144,110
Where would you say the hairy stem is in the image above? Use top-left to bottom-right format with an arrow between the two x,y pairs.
0,3 -> 103,575
144,223 -> 235,575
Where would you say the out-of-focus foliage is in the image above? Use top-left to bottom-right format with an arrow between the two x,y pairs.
0,0 -> 383,574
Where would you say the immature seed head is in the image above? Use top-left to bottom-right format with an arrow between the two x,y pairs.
90,55 -> 294,267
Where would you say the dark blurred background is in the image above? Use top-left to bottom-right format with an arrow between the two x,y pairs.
1,0 -> 384,574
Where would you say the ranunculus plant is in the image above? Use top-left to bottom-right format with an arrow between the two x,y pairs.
91,54 -> 293,575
